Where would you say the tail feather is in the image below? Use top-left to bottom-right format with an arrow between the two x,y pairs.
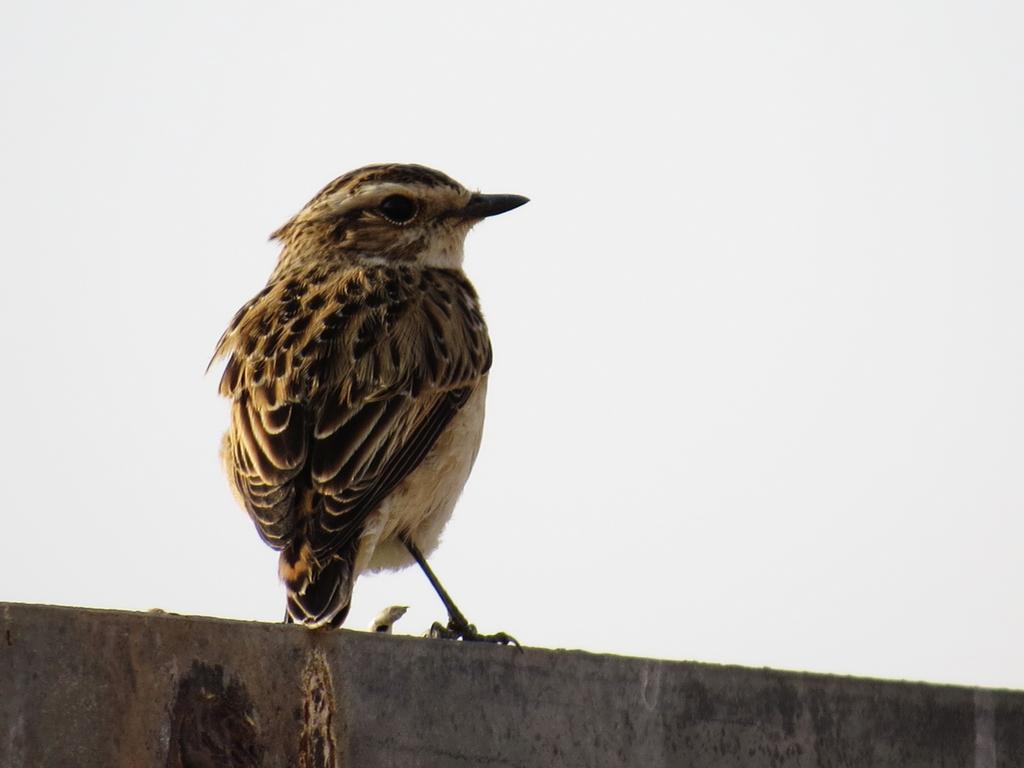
283,552 -> 354,628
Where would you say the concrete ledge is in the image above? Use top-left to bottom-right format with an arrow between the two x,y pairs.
2,602 -> 1022,767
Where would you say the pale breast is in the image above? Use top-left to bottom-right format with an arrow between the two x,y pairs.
356,376 -> 488,574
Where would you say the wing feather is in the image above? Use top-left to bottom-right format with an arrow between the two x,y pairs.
312,388 -> 471,554
311,399 -> 391,486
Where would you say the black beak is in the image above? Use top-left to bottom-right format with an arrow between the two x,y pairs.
459,193 -> 530,220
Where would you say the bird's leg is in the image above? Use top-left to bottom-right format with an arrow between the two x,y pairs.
401,535 -> 519,648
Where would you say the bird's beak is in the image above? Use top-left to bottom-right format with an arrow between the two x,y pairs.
459,193 -> 530,220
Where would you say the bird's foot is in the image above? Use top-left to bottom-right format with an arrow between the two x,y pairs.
429,618 -> 520,649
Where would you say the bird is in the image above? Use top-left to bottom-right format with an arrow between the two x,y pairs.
211,163 -> 527,643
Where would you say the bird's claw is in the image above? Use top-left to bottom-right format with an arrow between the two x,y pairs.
429,620 -> 521,649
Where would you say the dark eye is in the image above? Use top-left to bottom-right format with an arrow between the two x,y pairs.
378,194 -> 418,225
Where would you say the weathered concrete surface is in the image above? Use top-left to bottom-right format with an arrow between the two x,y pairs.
1,602 -> 1022,767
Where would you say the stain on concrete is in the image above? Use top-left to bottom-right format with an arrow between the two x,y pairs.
298,649 -> 338,768
974,691 -> 996,768
165,661 -> 265,768
640,664 -> 663,712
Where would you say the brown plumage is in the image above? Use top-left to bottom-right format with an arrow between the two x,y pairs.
211,164 -> 527,628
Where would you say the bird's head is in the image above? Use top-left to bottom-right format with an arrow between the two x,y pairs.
271,164 -> 528,270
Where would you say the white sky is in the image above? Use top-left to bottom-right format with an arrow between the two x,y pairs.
2,2 -> 1022,690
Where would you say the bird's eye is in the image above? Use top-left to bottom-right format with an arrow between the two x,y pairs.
378,194 -> 418,225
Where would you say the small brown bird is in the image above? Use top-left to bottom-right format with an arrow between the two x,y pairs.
211,164 -> 526,642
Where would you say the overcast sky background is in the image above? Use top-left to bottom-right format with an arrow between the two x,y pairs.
2,2 -> 1022,690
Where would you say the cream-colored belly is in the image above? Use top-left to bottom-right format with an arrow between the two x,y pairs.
354,377 -> 488,575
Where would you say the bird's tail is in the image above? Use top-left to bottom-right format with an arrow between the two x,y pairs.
280,543 -> 354,629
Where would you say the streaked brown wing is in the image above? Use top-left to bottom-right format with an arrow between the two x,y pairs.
223,394 -> 307,548
307,386 -> 474,560
215,264 -> 490,563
